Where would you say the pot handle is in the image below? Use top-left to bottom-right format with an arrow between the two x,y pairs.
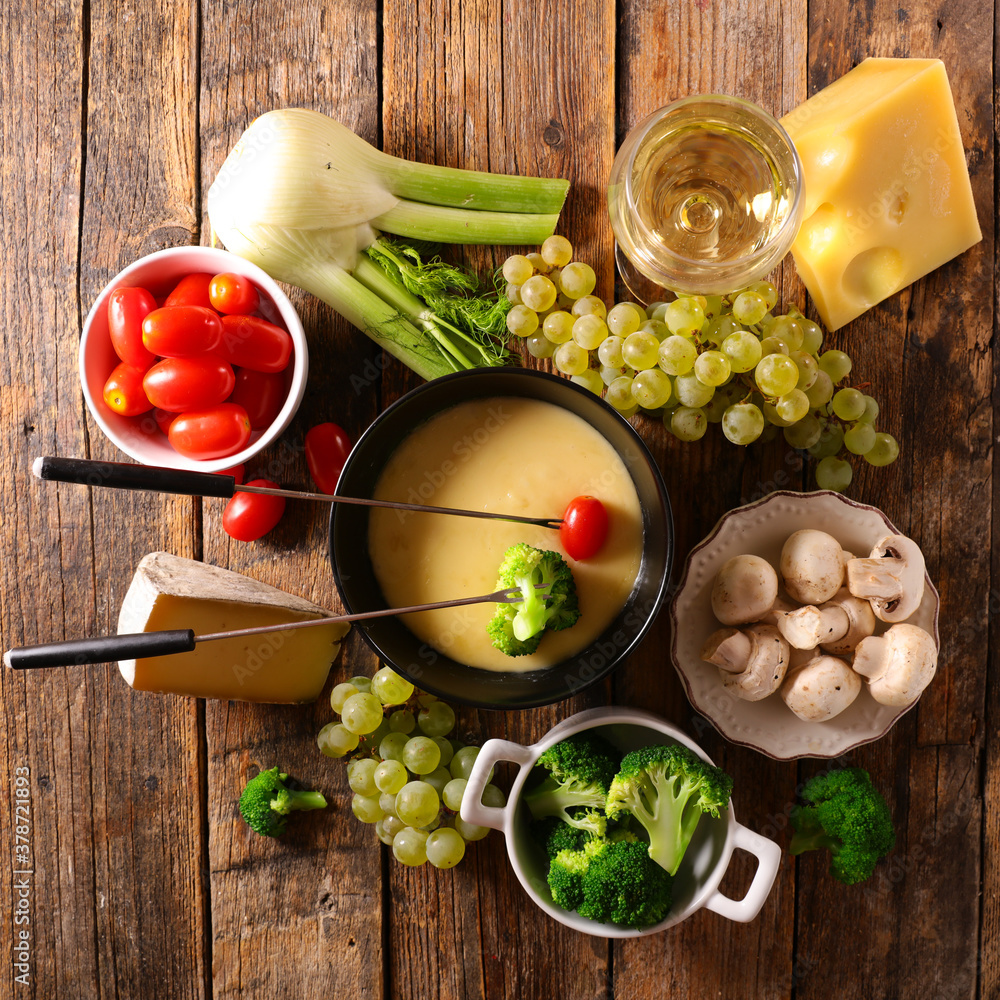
460,738 -> 535,832
703,823 -> 782,923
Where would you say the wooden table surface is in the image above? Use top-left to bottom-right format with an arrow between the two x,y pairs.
1,1 -> 993,997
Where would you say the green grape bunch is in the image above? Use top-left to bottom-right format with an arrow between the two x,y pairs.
502,237 -> 900,493
316,667 -> 503,869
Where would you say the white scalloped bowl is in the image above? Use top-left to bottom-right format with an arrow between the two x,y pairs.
670,491 -> 940,760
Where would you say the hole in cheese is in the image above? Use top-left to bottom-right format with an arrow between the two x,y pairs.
842,246 -> 905,306
800,203 -> 840,256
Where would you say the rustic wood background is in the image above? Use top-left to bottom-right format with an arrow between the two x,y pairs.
0,0 -> 993,997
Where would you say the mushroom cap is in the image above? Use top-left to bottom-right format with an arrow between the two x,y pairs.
718,624 -> 789,701
820,589 -> 877,655
780,529 -> 846,605
846,534 -> 927,624
700,627 -> 751,673
779,654 -> 861,722
776,603 -> 849,650
852,623 -> 938,707
711,554 -> 779,626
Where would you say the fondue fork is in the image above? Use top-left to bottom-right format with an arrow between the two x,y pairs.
32,456 -> 565,529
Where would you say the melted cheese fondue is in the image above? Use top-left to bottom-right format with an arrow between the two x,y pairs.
368,396 -> 643,672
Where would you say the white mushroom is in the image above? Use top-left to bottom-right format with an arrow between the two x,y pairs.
851,623 -> 938,707
779,654 -> 862,722
846,534 -> 927,623
701,624 -> 789,701
756,593 -> 798,626
711,554 -> 779,626
780,529 -> 847,605
774,588 -> 876,654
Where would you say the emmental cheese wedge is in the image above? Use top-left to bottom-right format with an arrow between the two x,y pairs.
781,58 -> 982,330
117,552 -> 349,703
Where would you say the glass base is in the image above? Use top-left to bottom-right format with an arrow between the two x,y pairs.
614,243 -> 673,307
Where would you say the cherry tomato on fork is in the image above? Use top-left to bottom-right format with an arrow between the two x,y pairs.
304,422 -> 352,494
560,495 -> 609,561
107,286 -> 157,369
209,272 -> 260,315
222,479 -> 286,542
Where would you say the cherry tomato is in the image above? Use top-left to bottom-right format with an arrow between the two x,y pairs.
218,314 -> 293,373
143,355 -> 235,412
107,286 -> 157,369
141,305 -> 223,357
222,479 -> 286,542
228,368 -> 287,429
560,495 -> 609,561
305,422 -> 352,494
209,272 -> 260,315
167,403 -> 252,460
103,362 -> 153,416
219,463 -> 245,485
152,407 -> 177,434
164,272 -> 213,308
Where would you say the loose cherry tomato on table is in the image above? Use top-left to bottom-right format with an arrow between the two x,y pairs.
141,305 -> 223,357
103,362 -> 153,416
143,355 -> 235,412
167,402 -> 252,460
218,314 -> 293,373
209,272 -> 260,315
163,272 -> 213,308
107,286 -> 157,369
228,368 -> 287,429
305,422 -> 352,494
560,495 -> 609,561
222,478 -> 286,542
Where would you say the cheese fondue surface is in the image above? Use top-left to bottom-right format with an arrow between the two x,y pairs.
368,396 -> 644,672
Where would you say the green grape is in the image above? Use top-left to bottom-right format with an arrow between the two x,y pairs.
317,722 -> 358,758
858,394 -> 880,423
606,302 -> 643,337
815,455 -> 853,491
759,335 -> 791,356
571,294 -> 607,319
481,784 -> 506,808
705,314 -> 740,346
745,280 -> 778,310
422,766 -> 452,797
770,315 -> 804,350
694,350 -> 732,387
776,388 -> 810,424
600,364 -> 623,386
792,350 -> 819,390
378,792 -> 398,818
449,746 -> 481,780
426,827 -> 467,868
379,731 -> 410,762
442,778 -> 468,812
558,261 -> 597,299
547,267 -> 563,290
348,757 -> 379,797
553,341 -> 589,375
572,313 -> 609,350
505,283 -> 522,306
341,691 -> 385,735
818,349 -> 853,383
375,815 -> 403,846
541,234 -> 574,268
387,709 -> 415,734
525,252 -> 549,273
703,382 -> 744,423
844,421 -> 877,455
783,414 -> 823,450
622,332 -> 660,370
799,319 -> 824,355
754,354 -> 800,397
417,701 -> 456,738
541,310 -> 575,345
392,826 -> 430,866
598,335 -> 625,368
831,387 -> 866,421
526,332 -> 555,359
375,759 -> 408,795
371,666 -> 415,705
865,432 -> 900,466
663,297 -> 706,336
402,736 -> 442,775
722,403 -> 765,445
453,816 -> 490,842
571,369 -> 603,395
520,274 -> 558,312
674,372 -> 716,408
330,681 -> 360,713
506,304 -> 540,338
761,400 -> 790,428
720,330 -> 762,373
732,291 -> 768,325
351,793 -> 384,825
639,318 -> 668,340
501,254 -> 533,285
365,718 -> 391,750
631,368 -> 672,409
395,781 -> 441,828
349,675 -> 372,693
807,422 -> 845,460
649,302 -> 669,322
658,335 -> 698,375
606,375 -> 637,412
668,406 -> 708,441
430,737 -> 454,768
804,369 -> 835,408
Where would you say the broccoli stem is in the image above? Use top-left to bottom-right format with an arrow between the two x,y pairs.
271,789 -> 328,815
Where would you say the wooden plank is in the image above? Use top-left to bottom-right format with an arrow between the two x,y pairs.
198,2 -> 386,996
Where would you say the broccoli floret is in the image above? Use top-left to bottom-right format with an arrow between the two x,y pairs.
238,766 -> 327,838
605,744 -> 733,876
789,767 -> 895,885
548,838 -> 673,928
524,732 -> 620,833
487,543 -> 580,656
531,816 -> 593,859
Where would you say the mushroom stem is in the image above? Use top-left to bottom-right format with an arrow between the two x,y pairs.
851,635 -> 889,681
700,628 -> 752,673
777,604 -> 850,650
847,560 -> 904,602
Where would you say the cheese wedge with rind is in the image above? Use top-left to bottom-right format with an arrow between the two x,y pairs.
117,552 -> 348,703
780,58 -> 982,330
